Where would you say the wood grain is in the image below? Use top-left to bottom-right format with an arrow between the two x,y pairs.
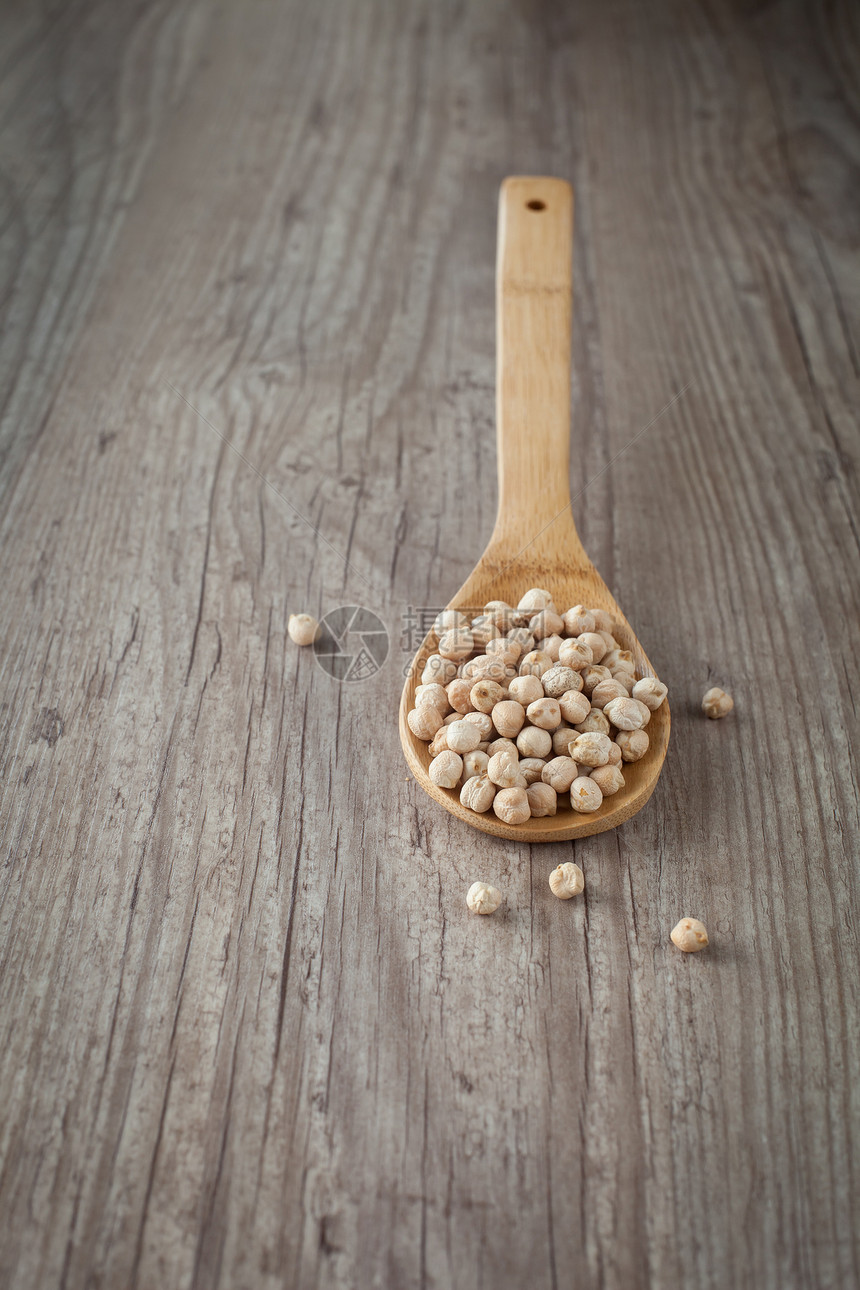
1,1 -> 858,1288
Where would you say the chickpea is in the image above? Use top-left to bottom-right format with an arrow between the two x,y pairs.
540,756 -> 579,793
446,719 -> 482,754
518,757 -> 547,785
407,705 -> 444,740
516,725 -> 553,759
519,650 -> 554,679
493,787 -> 531,825
487,748 -> 526,789
632,678 -> 668,711
562,605 -> 595,636
589,763 -> 625,796
570,776 -> 603,813
575,708 -> 610,736
616,729 -> 649,762
541,665 -> 581,699
446,679 -> 476,714
508,674 -> 544,706
470,679 -> 505,714
670,918 -> 709,952
491,700 -> 526,739
438,627 -> 474,661
428,750 -> 463,788
526,782 -> 557,817
526,698 -> 562,730
460,774 -> 496,813
569,732 -> 612,767
288,613 -> 320,646
703,687 -> 733,719
604,697 -> 649,731
558,638 -> 593,671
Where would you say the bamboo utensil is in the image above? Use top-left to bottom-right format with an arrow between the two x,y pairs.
399,177 -> 670,840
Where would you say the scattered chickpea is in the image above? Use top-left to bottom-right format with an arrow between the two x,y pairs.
603,647 -> 634,673
415,682 -> 451,713
590,678 -> 630,710
549,725 -> 574,756
529,608 -> 565,639
447,679 -> 476,714
536,633 -> 564,661
434,609 -> 468,635
483,600 -> 516,629
507,627 -> 536,652
558,689 -> 591,725
703,687 -> 733,719
470,615 -> 501,650
526,697 -> 562,730
485,637 -> 521,665
670,917 -> 709,952
461,654 -> 508,683
467,881 -> 503,915
582,664 -> 612,695
288,613 -> 320,646
578,631 -> 607,663
591,609 -> 616,634
549,862 -> 585,899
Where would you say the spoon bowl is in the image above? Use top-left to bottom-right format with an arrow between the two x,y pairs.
399,178 -> 669,841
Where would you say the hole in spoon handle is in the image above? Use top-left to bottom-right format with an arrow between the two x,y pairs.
493,177 -> 582,561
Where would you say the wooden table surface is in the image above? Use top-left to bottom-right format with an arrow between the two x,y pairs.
1,2 -> 858,1287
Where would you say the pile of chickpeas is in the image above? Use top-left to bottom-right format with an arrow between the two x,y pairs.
406,588 -> 667,825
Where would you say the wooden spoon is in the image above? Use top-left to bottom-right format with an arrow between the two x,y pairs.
399,176 -> 670,841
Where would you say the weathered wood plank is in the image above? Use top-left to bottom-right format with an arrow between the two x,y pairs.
0,1 -> 858,1288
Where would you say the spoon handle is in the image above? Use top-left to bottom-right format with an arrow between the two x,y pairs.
490,177 -> 585,563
